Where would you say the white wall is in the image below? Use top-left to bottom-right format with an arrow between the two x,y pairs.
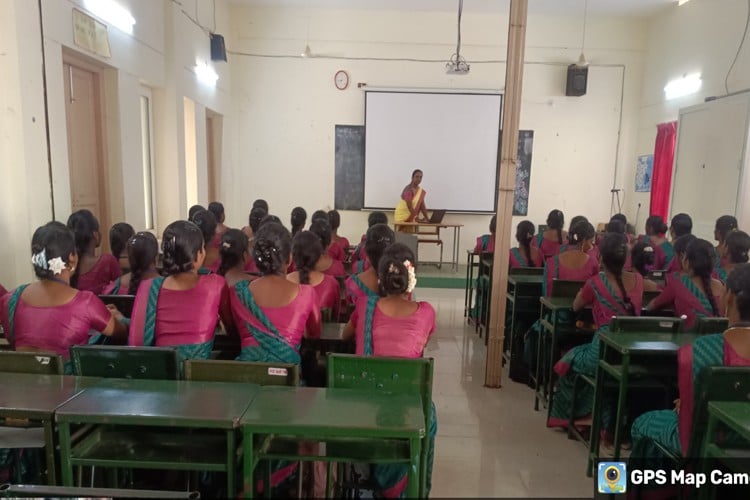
624,0 -> 750,232
228,6 -> 647,260
0,0 -> 234,288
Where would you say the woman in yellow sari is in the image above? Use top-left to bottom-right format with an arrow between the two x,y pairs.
394,169 -> 429,230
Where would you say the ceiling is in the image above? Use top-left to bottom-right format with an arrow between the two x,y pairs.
230,0 -> 678,17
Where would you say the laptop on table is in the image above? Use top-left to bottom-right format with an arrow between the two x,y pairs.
428,210 -> 446,224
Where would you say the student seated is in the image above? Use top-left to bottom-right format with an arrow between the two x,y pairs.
310,219 -> 345,277
604,218 -> 633,271
475,214 -> 497,254
534,209 -> 567,260
630,241 -> 661,292
217,229 -> 255,288
290,206 -> 307,237
103,232 -> 159,295
345,223 -> 395,304
637,215 -> 674,270
351,211 -> 388,273
188,204 -> 205,220
328,210 -> 350,261
542,220 -> 599,296
547,233 -> 643,430
1,222 -> 127,372
646,237 -> 725,331
109,222 -> 135,273
666,213 -> 693,272
714,215 -> 739,267
67,209 -> 121,294
190,208 -> 219,273
242,207 -> 268,274
509,220 -> 541,268
208,201 -> 229,249
129,220 -> 232,360
717,230 -> 750,282
631,263 -> 750,461
343,243 -> 436,498
288,231 -> 340,319
229,221 -> 320,363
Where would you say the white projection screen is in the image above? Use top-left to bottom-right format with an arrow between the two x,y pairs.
364,91 -> 502,212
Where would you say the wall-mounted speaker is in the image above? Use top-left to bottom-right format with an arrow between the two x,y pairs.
566,64 -> 588,96
211,33 -> 228,62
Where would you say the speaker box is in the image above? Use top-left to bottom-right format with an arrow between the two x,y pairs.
566,64 -> 588,96
210,33 -> 227,62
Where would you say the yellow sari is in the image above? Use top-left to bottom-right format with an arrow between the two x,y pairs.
394,186 -> 424,223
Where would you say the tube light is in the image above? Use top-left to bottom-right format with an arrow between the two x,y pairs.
678,0 -> 692,6
664,73 -> 701,100
84,0 -> 136,34
195,62 -> 219,87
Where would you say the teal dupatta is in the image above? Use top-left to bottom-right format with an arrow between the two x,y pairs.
233,281 -> 301,364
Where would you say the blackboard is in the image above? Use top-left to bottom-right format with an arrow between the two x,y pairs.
334,125 -> 365,210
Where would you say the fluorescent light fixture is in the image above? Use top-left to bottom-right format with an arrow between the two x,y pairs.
678,0 -> 692,6
84,0 -> 135,34
195,62 -> 219,86
664,73 -> 701,100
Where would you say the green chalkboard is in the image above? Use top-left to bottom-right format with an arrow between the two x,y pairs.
334,125 -> 365,210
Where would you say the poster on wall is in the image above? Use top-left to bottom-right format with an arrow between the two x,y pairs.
513,130 -> 534,216
635,154 -> 654,192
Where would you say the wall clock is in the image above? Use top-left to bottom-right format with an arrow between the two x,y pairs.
334,70 -> 349,90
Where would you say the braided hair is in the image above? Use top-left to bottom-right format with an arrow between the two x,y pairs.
600,232 -> 634,314
67,209 -> 100,257
631,241 -> 655,277
252,222 -> 291,276
377,243 -> 416,296
516,220 -> 535,264
328,210 -> 342,232
292,231 -> 323,284
726,230 -> 750,264
686,238 -> 720,316
127,232 -> 158,294
188,204 -> 205,220
290,207 -> 307,236
673,234 -> 698,270
109,223 -> 134,259
567,215 -> 588,236
218,229 -> 249,276
161,221 -> 204,276
727,263 -> 750,321
365,223 -> 395,271
190,209 -> 217,247
31,222 -> 76,280
569,220 -> 595,248
208,201 -> 225,223
547,209 -> 565,244
310,219 -> 332,249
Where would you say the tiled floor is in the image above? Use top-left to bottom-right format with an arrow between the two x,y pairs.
420,287 -> 594,498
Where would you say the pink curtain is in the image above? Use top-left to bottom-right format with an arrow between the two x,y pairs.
649,121 -> 678,219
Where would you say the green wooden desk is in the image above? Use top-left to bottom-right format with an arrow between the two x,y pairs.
700,401 -> 750,500
241,385 -> 425,498
0,373 -> 98,485
55,378 -> 260,495
587,332 -> 700,476
504,275 -> 543,368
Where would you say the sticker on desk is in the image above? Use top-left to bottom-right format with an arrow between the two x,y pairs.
35,356 -> 51,365
658,321 -> 675,328
268,367 -> 288,376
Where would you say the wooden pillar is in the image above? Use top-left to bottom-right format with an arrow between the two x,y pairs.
485,0 -> 528,388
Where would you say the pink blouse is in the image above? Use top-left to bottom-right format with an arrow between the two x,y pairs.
129,274 -> 231,347
648,272 -> 722,330
328,239 -> 349,262
345,274 -> 378,305
544,253 -> 600,297
0,289 -> 111,358
230,284 -> 321,349
577,273 -> 644,327
321,259 -> 346,278
351,298 -> 435,358
312,274 -> 341,317
77,254 -> 121,295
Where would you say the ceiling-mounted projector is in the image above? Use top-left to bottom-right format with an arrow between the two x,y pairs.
446,54 -> 470,75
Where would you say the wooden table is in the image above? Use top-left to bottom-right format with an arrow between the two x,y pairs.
0,373 -> 99,485
241,385 -> 425,498
700,401 -> 750,500
394,222 -> 463,271
56,378 -> 260,495
587,331 -> 700,476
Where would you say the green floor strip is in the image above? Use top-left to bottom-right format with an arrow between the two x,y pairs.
418,276 -> 466,289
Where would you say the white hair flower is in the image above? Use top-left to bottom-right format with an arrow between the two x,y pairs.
47,257 -> 66,275
404,260 -> 417,293
31,249 -> 48,269
644,246 -> 654,253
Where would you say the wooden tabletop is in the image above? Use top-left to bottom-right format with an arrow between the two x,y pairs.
0,373 -> 100,419
707,401 -> 750,443
55,378 -> 260,429
598,331 -> 701,355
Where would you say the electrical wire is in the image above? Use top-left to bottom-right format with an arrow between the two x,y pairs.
725,0 -> 750,94
581,0 -> 588,52
170,0 -> 211,36
456,0 -> 463,59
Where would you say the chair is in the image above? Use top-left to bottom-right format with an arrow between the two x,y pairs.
550,279 -> 585,298
183,359 -> 299,386
0,351 -> 64,375
610,316 -> 683,334
70,345 -> 179,380
97,295 -> 136,318
327,355 -> 434,498
509,266 -> 544,276
695,317 -> 729,335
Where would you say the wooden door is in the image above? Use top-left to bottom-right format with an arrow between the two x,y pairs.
63,62 -> 108,244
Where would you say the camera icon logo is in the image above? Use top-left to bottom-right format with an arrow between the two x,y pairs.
598,462 -> 627,494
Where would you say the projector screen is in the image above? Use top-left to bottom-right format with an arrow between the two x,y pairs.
364,91 -> 502,212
